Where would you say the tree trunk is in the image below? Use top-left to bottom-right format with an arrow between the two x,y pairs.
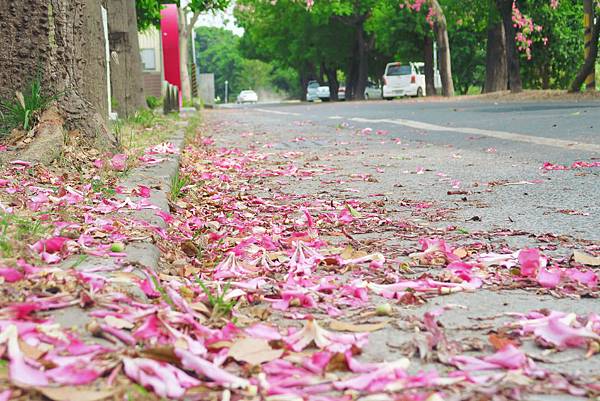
0,0 -> 116,150
423,34 -> 436,96
323,63 -> 339,101
346,47 -> 359,100
541,63 -> 550,89
570,13 -> 600,92
178,9 -> 201,101
431,0 -> 454,97
108,0 -> 146,118
354,23 -> 369,100
583,0 -> 596,90
299,70 -> 310,102
483,14 -> 508,93
497,0 -> 522,93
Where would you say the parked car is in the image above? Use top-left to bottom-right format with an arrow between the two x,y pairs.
237,90 -> 258,103
382,62 -> 441,99
316,85 -> 330,101
364,82 -> 382,100
306,80 -> 319,102
338,86 -> 346,101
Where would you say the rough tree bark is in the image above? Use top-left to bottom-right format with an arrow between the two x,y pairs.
346,43 -> 359,100
178,8 -> 202,101
0,0 -> 116,150
423,34 -> 436,96
583,0 -> 596,90
108,0 -> 146,118
353,19 -> 371,101
322,63 -> 339,101
570,13 -> 600,92
431,0 -> 454,97
497,0 -> 522,93
483,2 -> 508,93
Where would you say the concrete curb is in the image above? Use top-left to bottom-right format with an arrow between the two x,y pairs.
56,126 -> 187,308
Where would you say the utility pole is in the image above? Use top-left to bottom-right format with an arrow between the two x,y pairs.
584,0 -> 596,90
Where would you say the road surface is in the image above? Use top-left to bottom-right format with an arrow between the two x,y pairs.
213,98 -> 599,240
204,98 -> 600,400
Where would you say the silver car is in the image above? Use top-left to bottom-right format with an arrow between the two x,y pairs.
364,82 -> 382,100
306,80 -> 319,102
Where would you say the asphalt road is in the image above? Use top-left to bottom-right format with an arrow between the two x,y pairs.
213,98 -> 600,241
207,98 -> 600,400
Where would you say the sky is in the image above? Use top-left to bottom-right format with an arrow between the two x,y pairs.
196,4 -> 244,36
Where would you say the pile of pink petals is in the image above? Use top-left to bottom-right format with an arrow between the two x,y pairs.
1,131 -> 598,401
541,160 -> 600,170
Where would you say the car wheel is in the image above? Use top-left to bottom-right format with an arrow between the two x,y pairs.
385,97 -> 393,101
416,87 -> 424,97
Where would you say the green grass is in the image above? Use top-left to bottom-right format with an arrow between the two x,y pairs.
149,275 -> 175,308
146,96 -> 162,109
0,77 -> 61,136
0,211 -> 50,258
196,279 -> 236,319
169,172 -> 190,200
91,178 -> 117,197
128,109 -> 160,128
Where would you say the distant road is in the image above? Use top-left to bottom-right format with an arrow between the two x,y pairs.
210,97 -> 600,240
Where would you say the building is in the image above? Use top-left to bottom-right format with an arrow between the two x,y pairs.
138,27 -> 164,99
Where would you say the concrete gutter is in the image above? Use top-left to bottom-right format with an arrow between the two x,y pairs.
53,124 -> 187,326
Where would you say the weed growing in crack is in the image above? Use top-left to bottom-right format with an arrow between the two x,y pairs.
196,279 -> 236,319
170,172 -> 190,200
91,179 -> 117,197
0,76 -> 61,136
149,275 -> 175,308
128,109 -> 159,128
0,211 -> 50,258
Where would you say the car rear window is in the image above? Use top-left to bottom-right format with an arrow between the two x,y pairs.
386,65 -> 411,76
308,82 -> 319,88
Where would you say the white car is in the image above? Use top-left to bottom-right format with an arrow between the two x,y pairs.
382,62 -> 441,99
306,80 -> 319,102
364,82 -> 382,100
316,85 -> 330,101
237,90 -> 258,104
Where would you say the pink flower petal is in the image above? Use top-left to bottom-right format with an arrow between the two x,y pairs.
110,153 -> 128,171
123,357 -> 199,399
0,268 -> 24,283
536,266 -> 562,288
175,348 -> 249,389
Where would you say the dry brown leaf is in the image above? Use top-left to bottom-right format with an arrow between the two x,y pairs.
488,333 -> 516,351
573,251 -> 600,266
190,301 -> 212,315
208,340 -> 233,350
453,247 -> 468,259
228,338 -> 284,365
37,387 -> 115,401
108,271 -> 140,282
104,315 -> 134,330
19,340 -> 47,360
340,246 -> 368,260
140,346 -> 180,364
329,320 -> 388,333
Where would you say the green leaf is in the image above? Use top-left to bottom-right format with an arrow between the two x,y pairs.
346,204 -> 362,218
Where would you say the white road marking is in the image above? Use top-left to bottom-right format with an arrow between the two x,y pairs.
255,108 -> 301,116
349,117 -> 600,152
328,116 -> 343,120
